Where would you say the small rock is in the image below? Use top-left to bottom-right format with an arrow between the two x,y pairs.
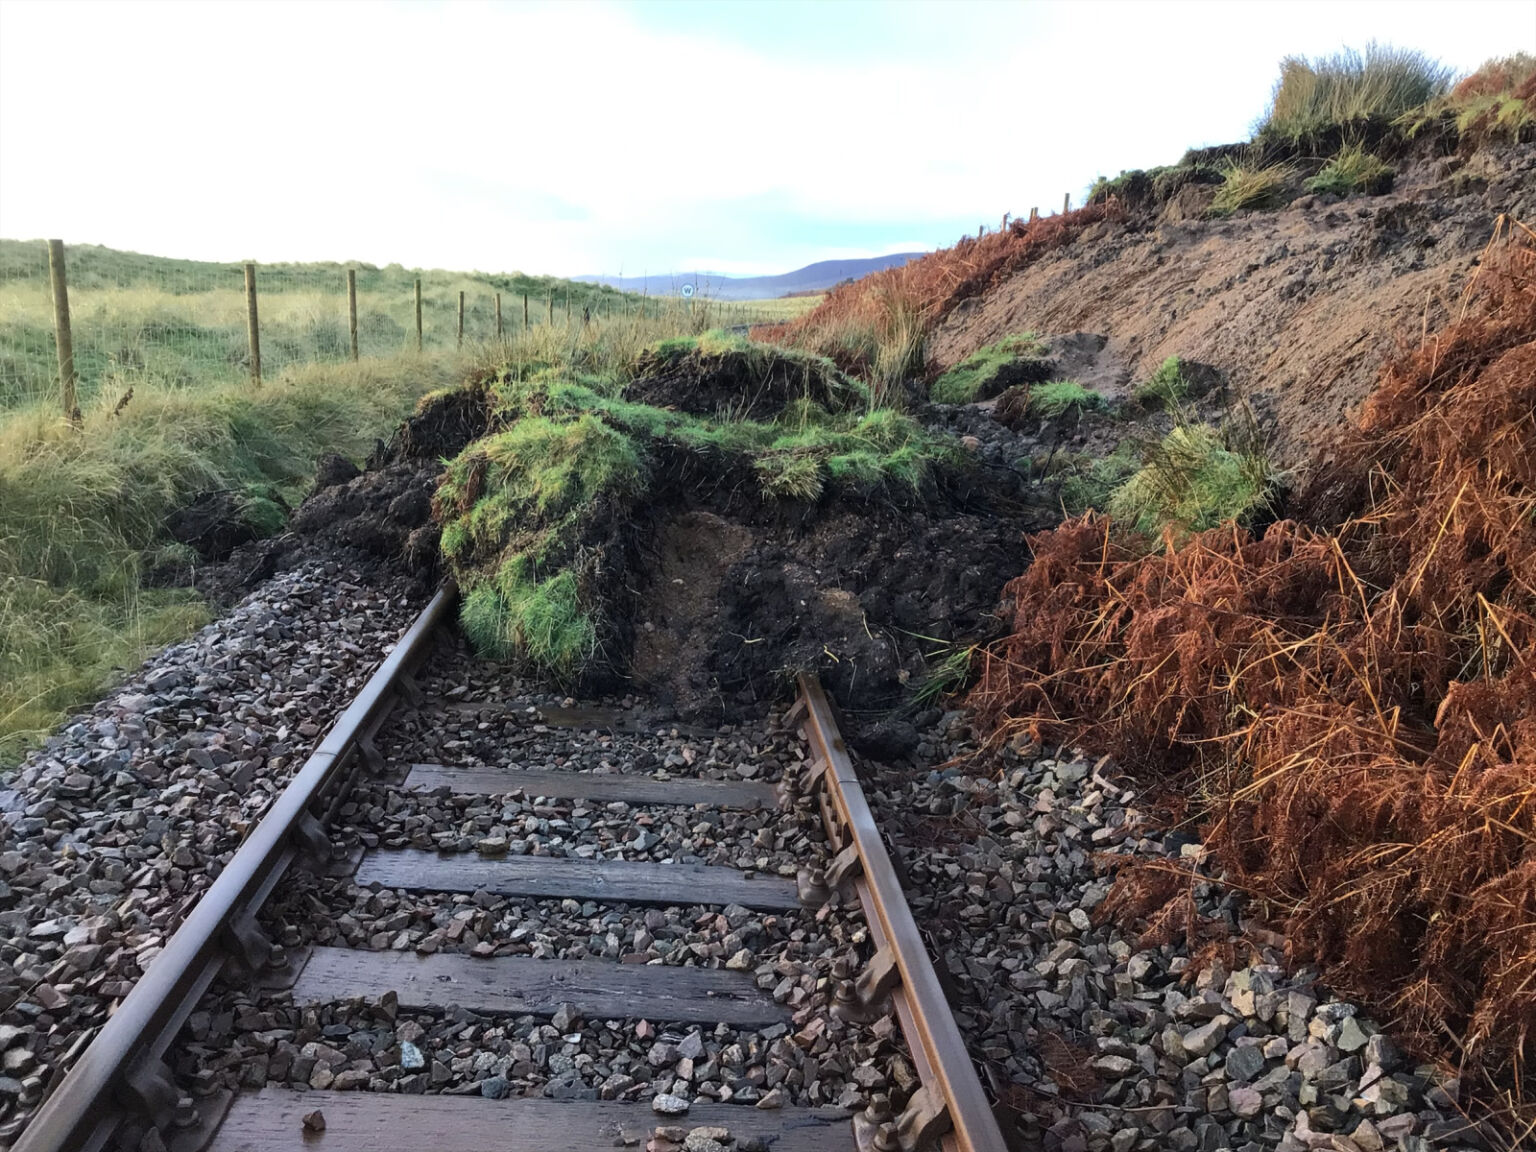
1229,1086 -> 1263,1118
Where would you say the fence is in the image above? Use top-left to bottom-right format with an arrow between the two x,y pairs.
0,240 -> 776,415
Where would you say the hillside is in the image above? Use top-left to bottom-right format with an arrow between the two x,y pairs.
575,252 -> 924,300
747,46 -> 1536,1142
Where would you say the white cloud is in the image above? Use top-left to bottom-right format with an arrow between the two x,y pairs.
1,0 -> 1528,275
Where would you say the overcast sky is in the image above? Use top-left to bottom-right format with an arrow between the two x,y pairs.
1,0 -> 1530,277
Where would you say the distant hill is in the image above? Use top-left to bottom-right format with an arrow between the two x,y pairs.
575,253 -> 925,302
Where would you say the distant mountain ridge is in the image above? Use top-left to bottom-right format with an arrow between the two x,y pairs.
574,252 -> 924,301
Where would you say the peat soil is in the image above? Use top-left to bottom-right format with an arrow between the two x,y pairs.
185,385 -> 493,607
182,360 -> 1057,742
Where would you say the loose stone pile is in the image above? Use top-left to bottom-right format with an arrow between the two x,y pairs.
870,711 -> 1492,1152
0,565 -> 422,1142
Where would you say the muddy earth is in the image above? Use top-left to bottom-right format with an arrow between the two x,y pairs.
189,361 -> 1053,744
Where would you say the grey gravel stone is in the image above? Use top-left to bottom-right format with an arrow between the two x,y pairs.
864,715 -> 1476,1152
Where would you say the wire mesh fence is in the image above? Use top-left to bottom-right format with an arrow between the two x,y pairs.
0,240 -> 781,413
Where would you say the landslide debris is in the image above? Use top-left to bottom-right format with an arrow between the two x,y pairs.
427,334 -> 1052,719
194,382 -> 494,606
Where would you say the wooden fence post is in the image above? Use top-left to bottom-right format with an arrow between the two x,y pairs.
347,269 -> 359,361
1029,207 -> 1039,223
1063,192 -> 1071,214
495,292 -> 503,340
523,292 -> 529,331
46,239 -> 80,425
414,278 -> 423,351
243,262 -> 261,386
457,291 -> 465,348
547,294 -> 553,325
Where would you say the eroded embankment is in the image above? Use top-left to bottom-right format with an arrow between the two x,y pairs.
926,146 -> 1535,468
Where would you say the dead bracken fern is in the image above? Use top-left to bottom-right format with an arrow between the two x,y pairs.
969,220 -> 1536,1115
754,204 -> 1124,383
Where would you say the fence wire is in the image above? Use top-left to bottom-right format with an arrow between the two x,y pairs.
0,240 -> 783,412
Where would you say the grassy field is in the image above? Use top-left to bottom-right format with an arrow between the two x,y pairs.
0,277 -> 779,765
0,240 -> 777,411
0,351 -> 466,764
733,294 -> 823,320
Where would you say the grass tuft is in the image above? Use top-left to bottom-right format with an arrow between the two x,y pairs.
1133,356 -> 1189,408
1306,145 -> 1395,196
1259,43 -> 1454,147
1058,445 -> 1141,517
1210,160 -> 1293,216
1029,380 -> 1104,419
930,334 -> 1047,404
1106,423 -> 1280,535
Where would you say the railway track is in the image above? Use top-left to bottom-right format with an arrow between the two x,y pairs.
16,587 -> 1008,1152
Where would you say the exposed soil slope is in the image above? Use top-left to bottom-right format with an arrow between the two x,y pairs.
928,147 -> 1536,466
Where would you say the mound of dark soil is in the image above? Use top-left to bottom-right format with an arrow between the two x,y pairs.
623,449 -> 1055,724
626,346 -> 860,420
192,354 -> 1052,730
193,388 -> 494,606
165,491 -> 267,562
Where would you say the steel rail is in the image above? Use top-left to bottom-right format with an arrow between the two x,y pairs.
17,584 -> 457,1152
795,674 -> 1007,1152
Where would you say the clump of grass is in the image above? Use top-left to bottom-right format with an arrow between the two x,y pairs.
0,353 -> 449,762
912,643 -> 977,705
435,413 -> 647,682
1259,43 -> 1454,147
1133,356 -> 1189,408
1210,160 -> 1294,216
1059,444 -> 1141,516
1106,423 -> 1280,535
930,334 -> 1046,404
461,570 -> 594,676
1306,145 -> 1395,196
1029,380 -> 1104,418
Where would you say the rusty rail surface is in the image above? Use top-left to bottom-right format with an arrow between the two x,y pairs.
792,674 -> 1007,1152
16,585 -> 457,1152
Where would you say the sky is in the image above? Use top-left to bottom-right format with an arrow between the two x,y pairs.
0,0 -> 1531,279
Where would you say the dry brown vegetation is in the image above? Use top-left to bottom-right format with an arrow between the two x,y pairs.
753,205 -> 1122,385
967,222 -> 1536,1115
